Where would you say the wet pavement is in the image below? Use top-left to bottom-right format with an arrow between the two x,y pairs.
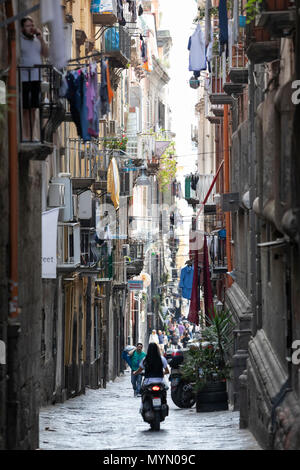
39,369 -> 261,450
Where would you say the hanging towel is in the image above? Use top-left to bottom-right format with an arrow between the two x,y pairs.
106,62 -> 114,104
188,24 -> 206,73
188,250 -> 200,325
203,235 -> 214,320
219,0 -> 229,56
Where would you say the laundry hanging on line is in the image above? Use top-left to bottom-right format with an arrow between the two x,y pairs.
188,22 -> 213,78
63,59 -> 114,142
219,0 -> 229,56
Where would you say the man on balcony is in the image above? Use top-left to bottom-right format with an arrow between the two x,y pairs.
20,16 -> 49,141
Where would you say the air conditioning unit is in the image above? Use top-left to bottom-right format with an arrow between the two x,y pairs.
122,244 -> 130,257
51,173 -> 73,222
57,222 -> 80,270
78,190 -> 92,219
48,183 -> 65,207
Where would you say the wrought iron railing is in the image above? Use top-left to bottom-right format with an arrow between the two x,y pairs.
59,138 -> 111,181
96,243 -> 114,280
104,25 -> 131,66
80,228 -> 100,268
18,65 -> 64,143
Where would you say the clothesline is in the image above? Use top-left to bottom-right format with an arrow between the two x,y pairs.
67,51 -> 103,65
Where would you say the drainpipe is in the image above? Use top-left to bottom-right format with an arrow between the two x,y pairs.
5,0 -> 20,449
6,0 -> 19,321
6,1 -> 19,319
223,104 -> 233,287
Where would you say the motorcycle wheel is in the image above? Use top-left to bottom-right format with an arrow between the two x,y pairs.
171,381 -> 196,409
150,411 -> 160,431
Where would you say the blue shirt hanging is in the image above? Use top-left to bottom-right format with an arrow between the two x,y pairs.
179,265 -> 194,300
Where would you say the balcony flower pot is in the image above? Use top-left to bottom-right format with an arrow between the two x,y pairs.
231,55 -> 246,68
264,0 -> 290,10
253,25 -> 271,41
196,380 -> 228,412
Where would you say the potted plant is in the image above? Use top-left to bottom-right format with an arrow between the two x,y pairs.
180,309 -> 234,412
104,135 -> 128,153
157,141 -> 177,193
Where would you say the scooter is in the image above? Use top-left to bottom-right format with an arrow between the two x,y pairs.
169,352 -> 196,409
140,381 -> 169,431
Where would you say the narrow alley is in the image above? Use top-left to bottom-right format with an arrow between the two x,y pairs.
1,0 -> 300,452
39,369 -> 260,451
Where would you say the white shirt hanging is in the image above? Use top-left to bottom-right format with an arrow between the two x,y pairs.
188,24 -> 206,72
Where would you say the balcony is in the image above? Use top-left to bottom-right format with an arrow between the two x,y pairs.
245,22 -> 280,63
104,26 -> 131,68
146,157 -> 160,175
61,138 -> 111,190
78,228 -> 101,273
209,231 -> 228,278
57,222 -> 81,271
18,65 -> 65,160
208,57 -> 234,106
91,3 -> 118,26
228,31 -> 249,86
126,243 -> 144,278
95,244 -> 114,281
256,0 -> 296,37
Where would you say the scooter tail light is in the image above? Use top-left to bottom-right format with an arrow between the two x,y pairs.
152,385 -> 161,391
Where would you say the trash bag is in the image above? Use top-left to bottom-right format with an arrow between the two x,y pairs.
121,345 -> 136,368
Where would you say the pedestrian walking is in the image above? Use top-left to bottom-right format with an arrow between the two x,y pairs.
178,321 -> 185,337
157,330 -> 164,354
181,331 -> 191,348
149,329 -> 159,344
170,331 -> 180,349
128,343 -> 146,397
163,331 -> 169,352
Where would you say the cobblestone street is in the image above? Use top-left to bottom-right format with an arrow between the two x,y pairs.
39,369 -> 261,451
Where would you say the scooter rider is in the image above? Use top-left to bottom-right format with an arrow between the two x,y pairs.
129,343 -> 146,397
133,343 -> 170,390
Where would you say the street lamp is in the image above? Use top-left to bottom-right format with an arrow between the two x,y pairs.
134,167 -> 151,187
216,300 -> 223,314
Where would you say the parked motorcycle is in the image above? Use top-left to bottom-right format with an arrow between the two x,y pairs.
140,382 -> 169,431
168,350 -> 196,409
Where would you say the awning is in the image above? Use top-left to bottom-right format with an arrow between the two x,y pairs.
107,157 -> 120,210
42,208 -> 59,279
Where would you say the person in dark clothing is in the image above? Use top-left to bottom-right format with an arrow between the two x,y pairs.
181,331 -> 191,348
133,342 -> 169,387
170,331 -> 180,349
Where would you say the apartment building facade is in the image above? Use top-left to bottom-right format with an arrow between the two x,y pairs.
0,0 -> 175,450
191,0 -> 300,449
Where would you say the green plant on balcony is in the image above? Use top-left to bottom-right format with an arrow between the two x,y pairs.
245,0 -> 263,23
104,135 -> 128,152
194,6 -> 219,22
157,141 -> 177,193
